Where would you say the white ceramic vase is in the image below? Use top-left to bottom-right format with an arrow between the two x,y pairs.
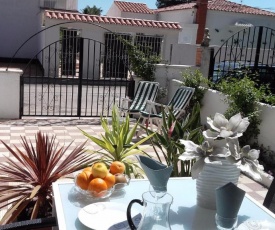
196,159 -> 240,210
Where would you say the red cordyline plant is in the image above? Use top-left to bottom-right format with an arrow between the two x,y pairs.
0,131 -> 96,224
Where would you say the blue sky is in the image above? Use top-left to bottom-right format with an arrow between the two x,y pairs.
78,0 -> 275,15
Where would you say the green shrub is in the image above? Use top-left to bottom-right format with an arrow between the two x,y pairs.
181,69 -> 210,109
216,76 -> 275,144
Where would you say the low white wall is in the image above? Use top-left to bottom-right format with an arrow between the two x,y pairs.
200,88 -> 228,124
0,69 -> 21,119
200,89 -> 275,152
155,64 -> 198,103
257,103 -> 275,151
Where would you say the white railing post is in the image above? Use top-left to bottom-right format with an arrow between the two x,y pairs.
0,68 -> 22,119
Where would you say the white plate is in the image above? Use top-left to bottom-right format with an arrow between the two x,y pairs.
237,220 -> 275,230
78,202 -> 141,230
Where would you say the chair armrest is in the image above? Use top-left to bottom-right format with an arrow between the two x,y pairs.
121,97 -> 133,103
146,100 -> 164,108
143,100 -> 165,114
117,97 -> 133,110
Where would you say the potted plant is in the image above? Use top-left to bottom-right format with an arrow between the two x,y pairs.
0,131 -> 96,224
179,112 -> 264,209
79,105 -> 155,178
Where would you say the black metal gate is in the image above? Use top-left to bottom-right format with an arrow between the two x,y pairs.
20,36 -> 134,117
209,26 -> 275,92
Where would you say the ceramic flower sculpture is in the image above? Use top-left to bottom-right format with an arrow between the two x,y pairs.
179,113 -> 264,180
203,113 -> 250,139
227,140 -> 264,180
179,140 -> 230,179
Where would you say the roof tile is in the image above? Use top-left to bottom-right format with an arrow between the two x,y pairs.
45,10 -> 181,30
114,1 -> 154,14
69,14 -> 75,20
154,2 -> 196,12
208,0 -> 275,16
64,14 -> 70,20
154,0 -> 275,17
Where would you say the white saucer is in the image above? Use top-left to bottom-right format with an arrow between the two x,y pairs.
237,220 -> 275,230
78,202 -> 141,230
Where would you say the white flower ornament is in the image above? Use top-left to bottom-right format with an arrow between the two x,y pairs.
179,140 -> 229,179
205,113 -> 250,139
179,112 -> 264,181
227,140 -> 264,180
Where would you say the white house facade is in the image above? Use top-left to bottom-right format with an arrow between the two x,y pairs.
2,0 -> 275,72
0,0 -> 79,61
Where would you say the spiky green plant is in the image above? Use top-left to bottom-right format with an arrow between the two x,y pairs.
80,105 -> 155,178
143,102 -> 203,177
0,131 -> 95,224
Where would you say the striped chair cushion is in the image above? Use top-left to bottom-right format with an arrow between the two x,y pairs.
140,86 -> 194,118
129,81 -> 159,113
169,86 -> 194,117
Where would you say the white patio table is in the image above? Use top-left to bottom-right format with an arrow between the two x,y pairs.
52,178 -> 275,230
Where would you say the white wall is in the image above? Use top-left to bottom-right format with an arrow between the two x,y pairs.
155,64 -> 198,103
106,4 -> 122,17
178,24 -> 198,45
169,44 -> 197,65
44,18 -> 182,72
0,0 -> 42,59
157,10 -> 198,47
154,64 -> 275,152
0,69 -> 21,119
200,89 -> 275,152
206,10 -> 275,46
40,0 -> 78,11
257,103 -> 275,151
157,9 -> 195,24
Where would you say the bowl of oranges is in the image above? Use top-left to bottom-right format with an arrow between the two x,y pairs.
75,161 -> 130,199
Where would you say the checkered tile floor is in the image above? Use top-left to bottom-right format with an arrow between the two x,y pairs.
0,118 -> 269,218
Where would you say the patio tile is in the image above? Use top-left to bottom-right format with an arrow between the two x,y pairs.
256,190 -> 268,198
0,132 -> 11,136
237,184 -> 253,192
0,126 -> 11,130
24,130 -> 39,134
246,182 -> 266,190
10,140 -> 22,144
247,192 -> 265,204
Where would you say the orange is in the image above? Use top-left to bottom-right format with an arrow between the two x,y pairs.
83,170 -> 94,181
88,178 -> 108,195
76,172 -> 91,190
103,173 -> 116,189
110,161 -> 125,175
82,166 -> 92,172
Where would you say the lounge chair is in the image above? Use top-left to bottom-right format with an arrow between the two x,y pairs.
140,86 -> 195,131
119,81 -> 159,117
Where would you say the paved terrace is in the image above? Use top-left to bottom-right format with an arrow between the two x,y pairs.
0,118 -> 269,218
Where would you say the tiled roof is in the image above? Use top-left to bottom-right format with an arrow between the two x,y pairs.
154,0 -> 275,17
208,0 -> 275,16
114,1 -> 154,14
154,2 -> 196,13
44,10 -> 181,30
